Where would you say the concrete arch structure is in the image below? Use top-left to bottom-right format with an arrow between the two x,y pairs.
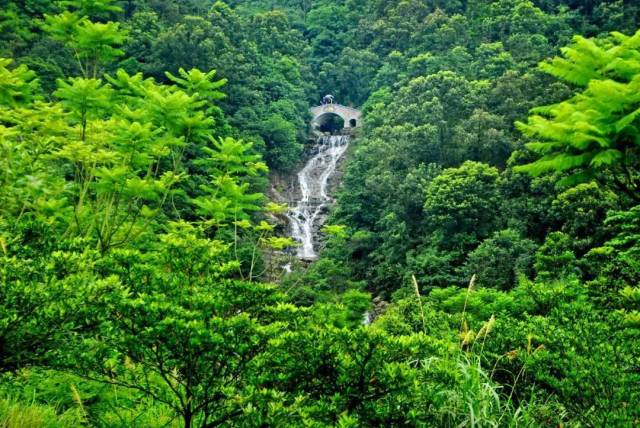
310,104 -> 362,130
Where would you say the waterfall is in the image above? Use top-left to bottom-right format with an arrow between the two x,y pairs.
287,135 -> 349,259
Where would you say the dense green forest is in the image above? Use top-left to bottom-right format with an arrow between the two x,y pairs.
0,0 -> 639,426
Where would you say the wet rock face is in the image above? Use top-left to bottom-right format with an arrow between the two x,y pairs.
363,297 -> 389,325
284,135 -> 350,260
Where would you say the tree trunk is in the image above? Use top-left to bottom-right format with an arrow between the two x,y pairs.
184,407 -> 192,428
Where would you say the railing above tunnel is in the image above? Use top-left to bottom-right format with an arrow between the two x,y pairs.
310,104 -> 362,130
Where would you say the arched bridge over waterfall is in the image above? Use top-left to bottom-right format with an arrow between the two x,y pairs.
310,104 -> 362,130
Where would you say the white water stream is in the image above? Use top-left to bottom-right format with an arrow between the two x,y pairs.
287,135 -> 349,259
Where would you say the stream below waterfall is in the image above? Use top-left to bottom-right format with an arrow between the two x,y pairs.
287,134 -> 349,260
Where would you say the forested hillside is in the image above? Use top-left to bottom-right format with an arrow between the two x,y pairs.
0,0 -> 639,427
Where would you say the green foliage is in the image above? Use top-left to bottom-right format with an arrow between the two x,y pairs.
59,0 -> 122,18
0,58 -> 39,105
321,223 -> 348,239
193,137 -> 266,227
0,396 -> 83,428
1,0 -> 640,426
534,232 -> 580,280
551,181 -> 619,254
257,113 -> 301,170
165,67 -> 227,102
57,224 -> 285,427
485,279 -> 640,427
0,368 -> 179,427
43,11 -> 127,78
516,30 -> 640,200
463,229 -> 537,290
424,161 -> 501,250
53,76 -> 112,138
132,3 -> 313,171
583,205 -> 640,308
262,325 -> 509,426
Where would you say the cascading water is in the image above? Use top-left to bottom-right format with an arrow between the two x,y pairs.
287,135 -> 349,259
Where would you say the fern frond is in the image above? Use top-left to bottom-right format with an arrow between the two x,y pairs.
557,170 -> 595,188
614,107 -> 640,133
589,149 -> 623,167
